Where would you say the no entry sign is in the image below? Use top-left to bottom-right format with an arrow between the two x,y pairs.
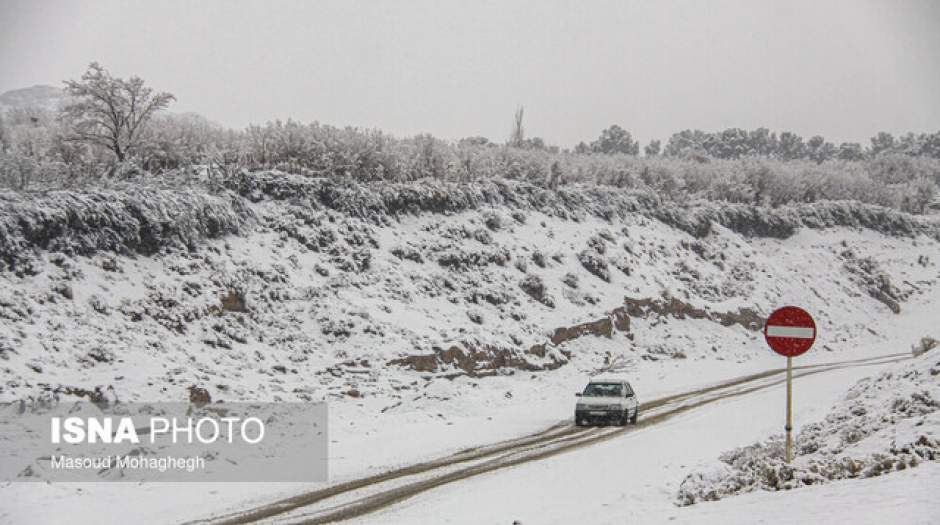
764,305 -> 817,464
764,306 -> 816,357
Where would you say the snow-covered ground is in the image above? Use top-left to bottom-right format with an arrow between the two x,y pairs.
1,175 -> 939,524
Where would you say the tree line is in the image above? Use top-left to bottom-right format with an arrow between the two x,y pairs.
1,63 -> 938,214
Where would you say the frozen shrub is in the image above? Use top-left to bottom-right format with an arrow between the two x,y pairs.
466,310 -> 484,324
319,317 -> 355,340
531,250 -> 546,268
483,212 -> 503,231
437,246 -> 511,270
562,273 -> 579,289
518,275 -> 555,308
467,288 -> 511,306
391,245 -> 424,263
613,257 -> 632,276
471,228 -> 493,244
912,336 -> 939,356
52,282 -> 73,300
578,249 -> 610,282
597,229 -> 616,242
88,294 -> 109,315
587,234 -> 607,254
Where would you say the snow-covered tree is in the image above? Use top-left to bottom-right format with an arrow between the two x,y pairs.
806,135 -> 836,164
664,129 -> 709,157
591,125 -> 639,155
868,132 -> 896,157
776,132 -> 806,160
62,62 -> 175,162
837,142 -> 864,161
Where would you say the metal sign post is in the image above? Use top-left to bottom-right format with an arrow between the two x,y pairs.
764,306 -> 816,464
785,356 -> 793,463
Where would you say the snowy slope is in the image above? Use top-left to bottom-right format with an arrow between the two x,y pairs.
1,173 -> 937,409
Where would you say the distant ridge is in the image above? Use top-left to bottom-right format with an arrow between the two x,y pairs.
0,84 -> 67,112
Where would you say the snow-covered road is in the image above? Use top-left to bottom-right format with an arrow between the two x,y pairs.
334,357 -> 931,525
177,354 -> 911,525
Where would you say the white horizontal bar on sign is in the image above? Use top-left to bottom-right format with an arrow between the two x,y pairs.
766,325 -> 815,339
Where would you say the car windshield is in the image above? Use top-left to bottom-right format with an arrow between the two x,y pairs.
582,383 -> 622,397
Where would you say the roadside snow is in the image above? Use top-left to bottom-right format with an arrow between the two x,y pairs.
676,350 -> 940,506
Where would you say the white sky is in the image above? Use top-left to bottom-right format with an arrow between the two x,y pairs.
1,0 -> 938,147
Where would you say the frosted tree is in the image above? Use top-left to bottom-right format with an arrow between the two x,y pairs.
837,142 -> 864,161
644,139 -> 661,157
868,132 -> 896,157
776,132 -> 806,160
62,62 -> 175,162
591,125 -> 639,155
664,129 -> 709,157
806,135 -> 836,164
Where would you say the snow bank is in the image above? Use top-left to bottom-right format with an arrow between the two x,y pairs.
676,350 -> 940,506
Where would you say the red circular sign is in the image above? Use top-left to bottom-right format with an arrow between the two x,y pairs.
764,306 -> 816,357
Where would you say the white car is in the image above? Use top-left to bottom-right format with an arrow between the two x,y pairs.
574,378 -> 639,426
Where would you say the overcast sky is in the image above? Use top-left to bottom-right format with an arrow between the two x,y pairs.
1,0 -> 938,148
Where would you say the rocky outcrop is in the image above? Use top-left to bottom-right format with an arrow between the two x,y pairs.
389,306 -> 633,376
621,296 -> 763,331
387,294 -> 763,376
549,317 -> 614,345
387,342 -> 568,377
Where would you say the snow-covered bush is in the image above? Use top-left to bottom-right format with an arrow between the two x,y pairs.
912,336 -> 938,356
577,249 -> 610,282
518,275 -> 555,308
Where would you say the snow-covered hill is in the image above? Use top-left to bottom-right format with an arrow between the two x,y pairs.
1,170 -> 938,409
0,85 -> 67,113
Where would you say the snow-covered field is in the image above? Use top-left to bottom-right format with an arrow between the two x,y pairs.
1,173 -> 939,524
